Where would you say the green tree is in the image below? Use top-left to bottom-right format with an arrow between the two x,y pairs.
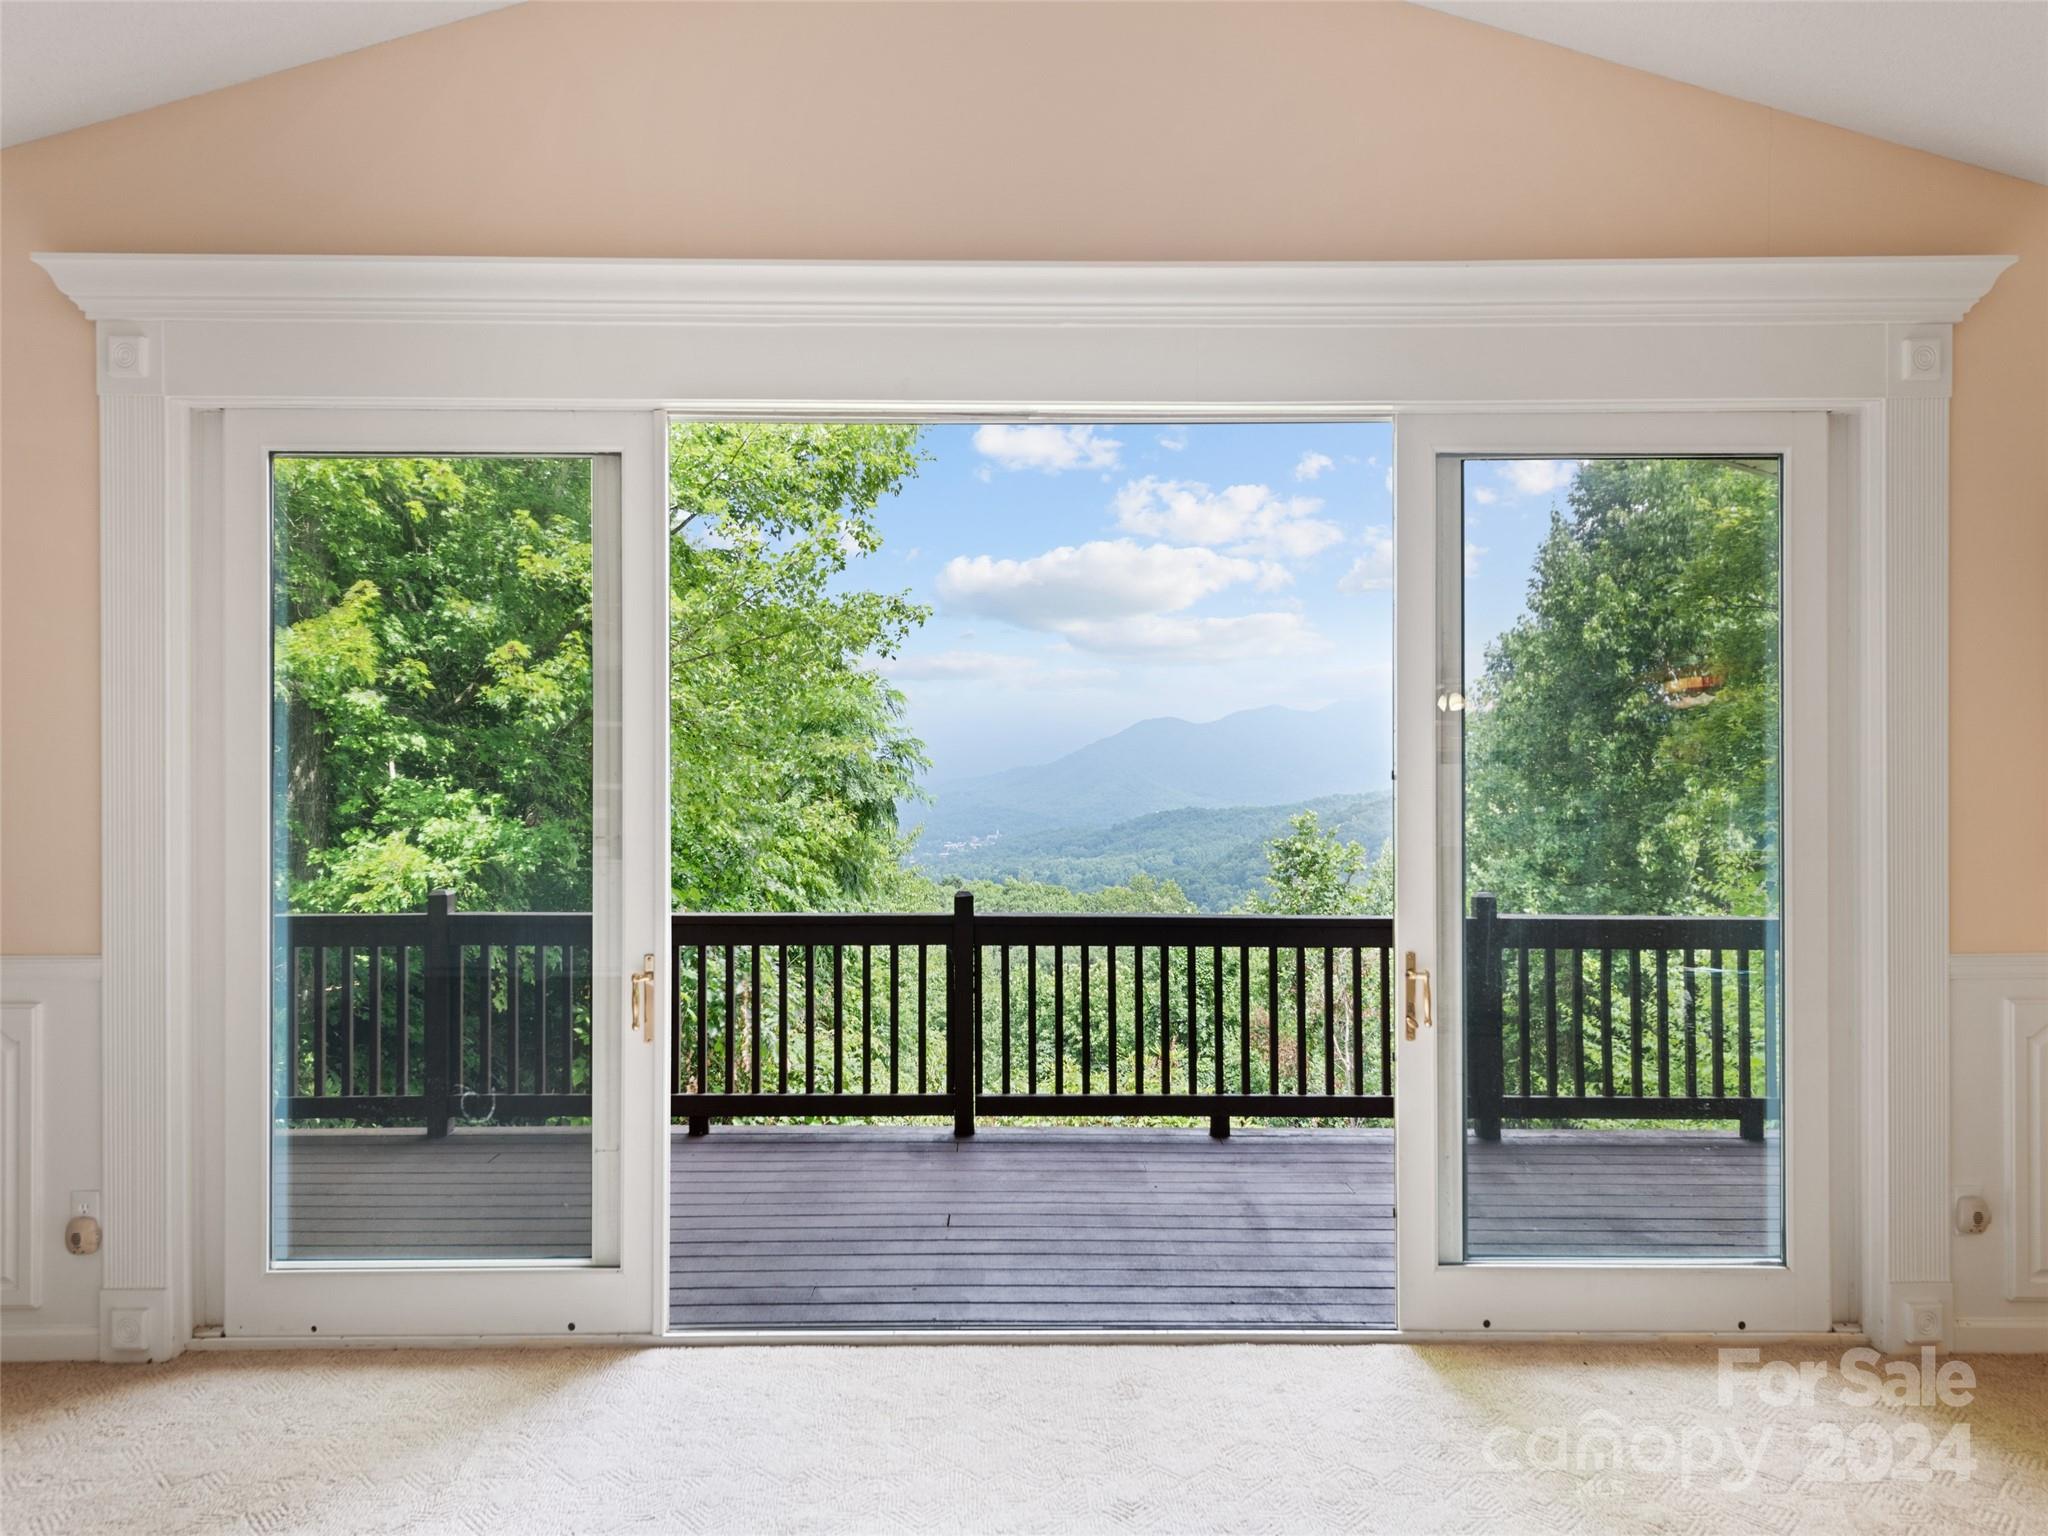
1464,458 -> 1780,916
272,424 -> 933,916
1250,810 -> 1381,915
667,422 -> 929,910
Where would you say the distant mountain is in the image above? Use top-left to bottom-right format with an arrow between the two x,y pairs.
917,791 -> 1393,911
903,702 -> 1391,853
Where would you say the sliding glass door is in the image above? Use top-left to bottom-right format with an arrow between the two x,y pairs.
224,410 -> 670,1339
1393,413 -> 1832,1333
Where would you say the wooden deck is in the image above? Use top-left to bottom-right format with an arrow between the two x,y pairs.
274,1125 -> 1777,1329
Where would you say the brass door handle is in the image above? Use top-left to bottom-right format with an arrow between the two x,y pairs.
1404,952 -> 1433,1041
631,953 -> 656,1043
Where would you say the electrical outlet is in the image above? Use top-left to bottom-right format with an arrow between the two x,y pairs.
69,1190 -> 100,1220
1902,1300 -> 1945,1346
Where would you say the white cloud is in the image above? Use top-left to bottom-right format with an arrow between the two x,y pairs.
1384,466 -> 1394,494
1294,451 -> 1334,482
1111,476 -> 1344,560
1056,611 -> 1328,661
971,424 -> 1122,474
1465,541 -> 1486,575
1338,525 -> 1395,593
1156,427 -> 1189,452
937,539 -> 1260,629
1469,485 -> 1498,506
888,649 -> 1113,689
1498,459 -> 1578,496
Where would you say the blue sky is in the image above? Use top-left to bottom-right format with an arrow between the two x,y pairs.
847,422 -> 1572,783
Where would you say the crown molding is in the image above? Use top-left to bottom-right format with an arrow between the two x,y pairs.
32,254 -> 2016,329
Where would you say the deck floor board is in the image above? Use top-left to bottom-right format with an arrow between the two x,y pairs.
273,1125 -> 1776,1325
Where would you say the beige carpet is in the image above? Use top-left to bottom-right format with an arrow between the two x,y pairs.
4,1343 -> 2044,1533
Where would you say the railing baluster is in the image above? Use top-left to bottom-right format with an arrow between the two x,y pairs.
1267,945 -> 1279,1095
1517,945 -> 1531,1096
1294,947 -> 1307,1096
1656,947 -> 1670,1097
1027,944 -> 1039,1093
1738,947 -> 1752,1098
1379,944 -> 1392,1096
1078,945 -> 1090,1093
1238,946 -> 1251,1096
779,944 -> 791,1094
861,943 -> 873,1096
341,945 -> 355,1097
1133,944 -> 1145,1096
1600,948 -> 1614,1099
694,944 -> 708,1096
1568,947 -> 1583,1098
1683,948 -> 1699,1098
313,945 -> 329,1098
804,945 -> 816,1095
1543,948 -> 1558,1099
914,944 -> 925,1095
751,944 -> 763,1095
1627,948 -> 1641,1096
999,942 -> 1012,1096
286,946 -> 302,1098
888,943 -> 899,1096
1211,946 -> 1224,1098
1184,945 -> 1197,1096
1711,946 -> 1726,1098
1350,946 -> 1363,1096
1323,945 -> 1336,1097
398,945 -> 411,1096
1762,940 -> 1779,1111
1164,945 -> 1178,1090
510,943 -> 523,1096
1106,944 -> 1118,1095
1052,945 -> 1063,1096
832,944 -> 844,1094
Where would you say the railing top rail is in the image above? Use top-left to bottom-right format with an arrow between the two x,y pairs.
1480,910 -> 1775,947
974,912 -> 1394,945
671,911 -> 952,944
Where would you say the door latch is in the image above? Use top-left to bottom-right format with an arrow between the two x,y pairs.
631,953 -> 656,1043
1404,952 -> 1433,1041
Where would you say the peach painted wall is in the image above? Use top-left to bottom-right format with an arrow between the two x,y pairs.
3,1 -> 2043,955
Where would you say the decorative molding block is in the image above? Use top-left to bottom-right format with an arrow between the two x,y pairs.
2005,996 -> 2048,1301
103,333 -> 151,381
0,1002 -> 44,1309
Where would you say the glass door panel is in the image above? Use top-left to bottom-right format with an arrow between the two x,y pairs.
269,453 -> 609,1263
225,408 -> 667,1341
1392,412 -> 1829,1335
1452,455 -> 1784,1262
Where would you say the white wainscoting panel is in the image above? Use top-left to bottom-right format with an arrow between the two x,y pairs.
2005,995 -> 2048,1301
1948,954 -> 2048,1352
1,1001 -> 44,1308
0,958 -> 103,1361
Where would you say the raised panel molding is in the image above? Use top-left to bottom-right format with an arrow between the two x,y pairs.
1,1002 -> 45,1309
2006,996 -> 2048,1301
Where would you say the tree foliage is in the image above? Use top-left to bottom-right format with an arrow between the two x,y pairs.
1250,810 -> 1391,916
1464,458 -> 1781,916
273,425 -> 931,915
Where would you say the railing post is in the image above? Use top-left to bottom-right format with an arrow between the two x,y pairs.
1468,893 -> 1504,1142
948,890 -> 977,1139
423,889 -> 456,1139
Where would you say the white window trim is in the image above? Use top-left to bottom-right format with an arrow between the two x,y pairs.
35,253 -> 2012,1358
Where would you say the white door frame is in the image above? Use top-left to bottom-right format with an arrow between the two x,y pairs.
33,254 -> 2008,1355
1392,410 -> 1832,1333
219,408 -> 671,1340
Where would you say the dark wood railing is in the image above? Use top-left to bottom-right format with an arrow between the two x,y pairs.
277,890 -> 1778,1140
277,892 -> 593,1136
1464,893 -> 1778,1142
671,895 -> 1397,1138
